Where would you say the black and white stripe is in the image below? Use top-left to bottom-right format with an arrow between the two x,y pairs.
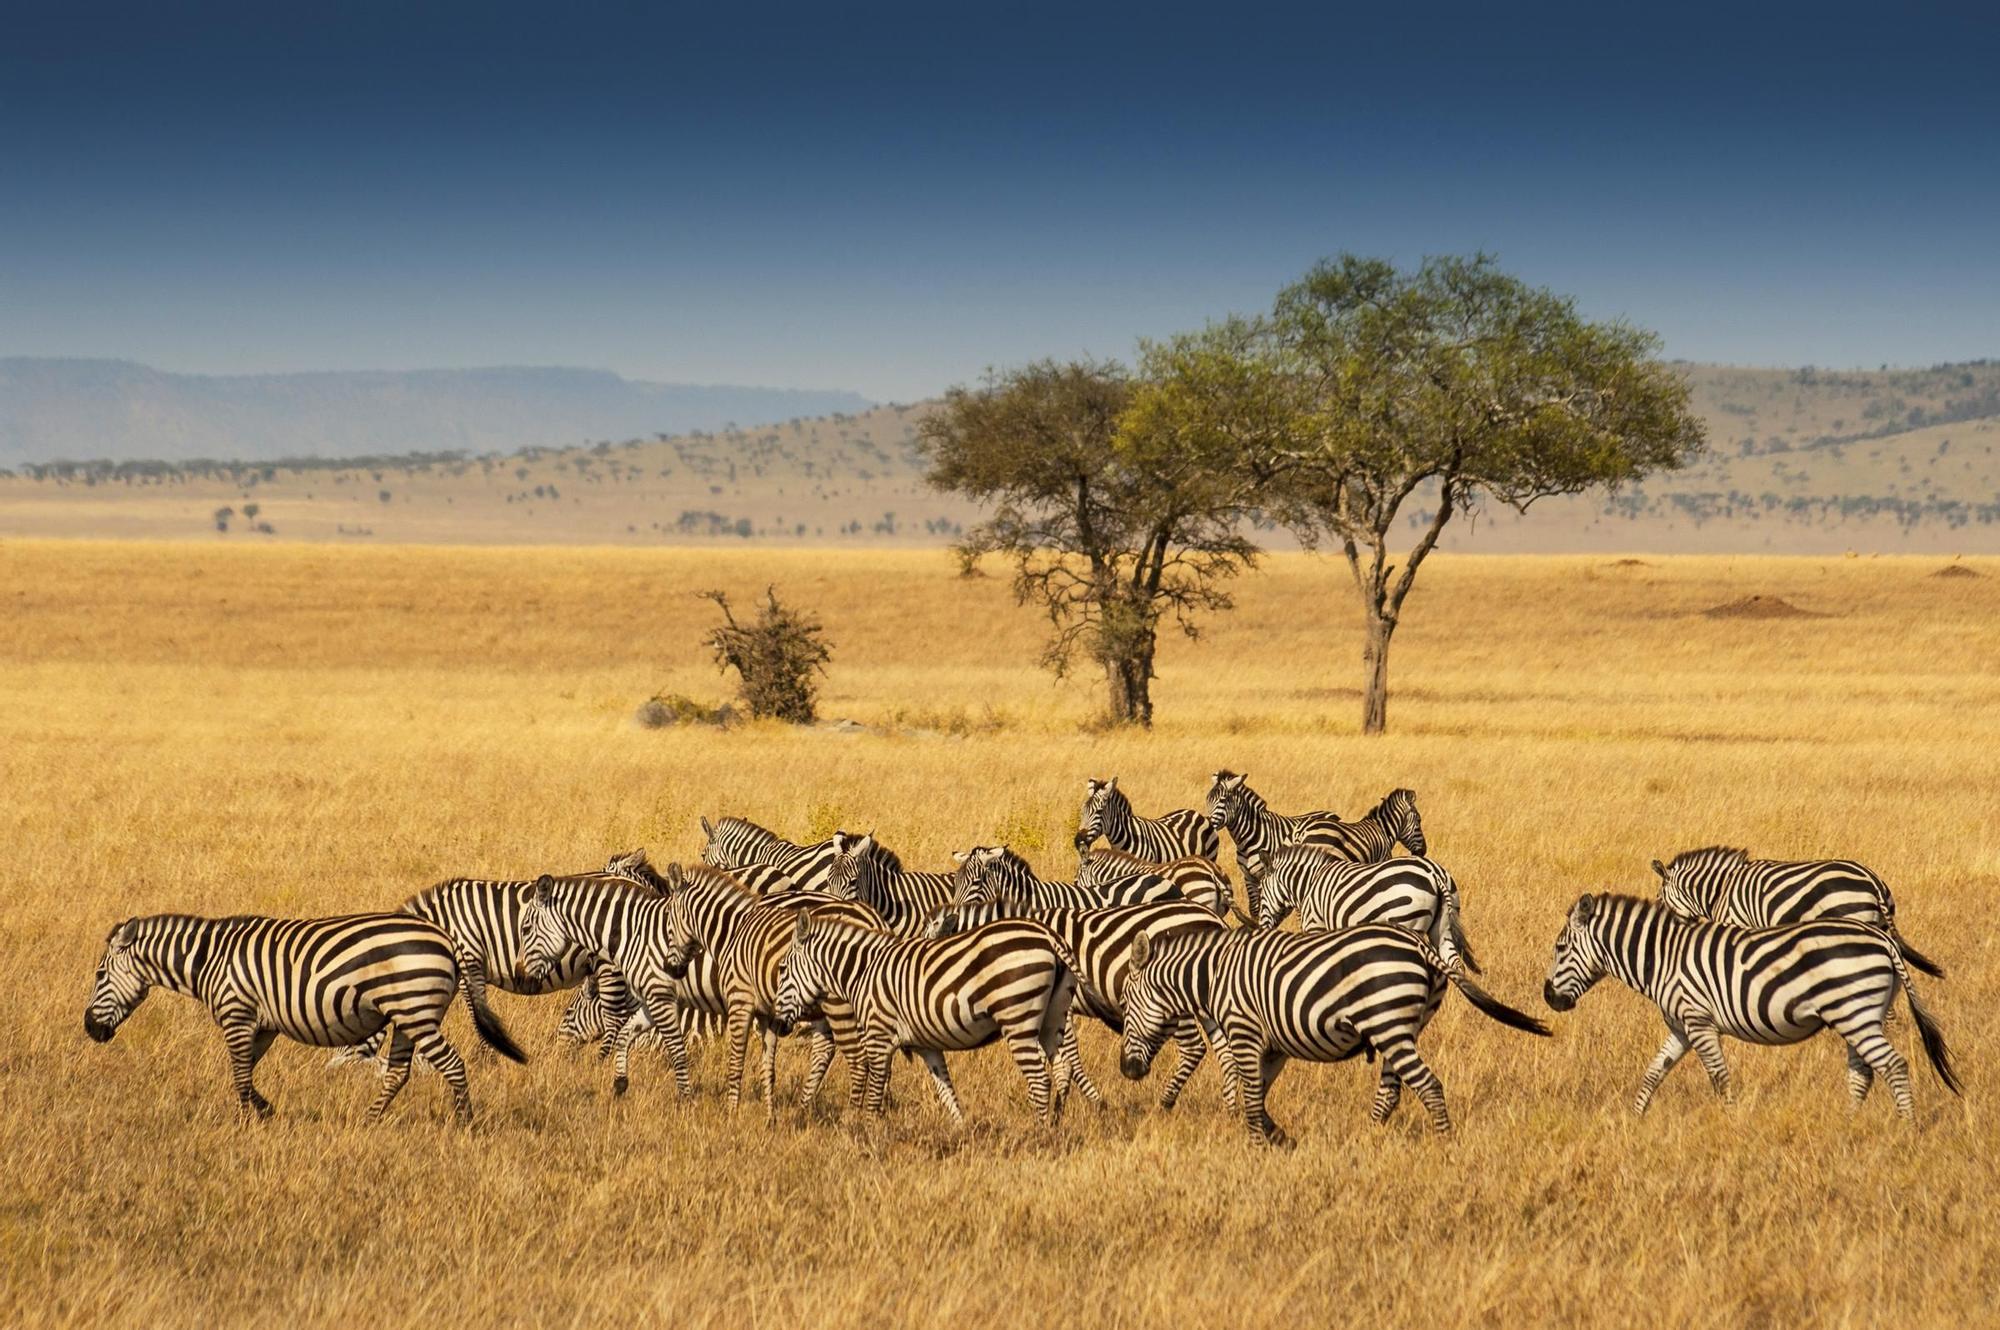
1077,848 -> 1235,918
1543,893 -> 1960,1118
773,910 -> 1082,1126
1203,771 -> 1344,911
951,844 -> 1187,912
1119,922 -> 1547,1144
699,815 -> 836,891
85,911 -> 526,1123
1652,846 -> 1943,977
1255,846 -> 1477,972
1074,777 -> 1219,865
928,898 -> 1232,1110
824,831 -> 957,934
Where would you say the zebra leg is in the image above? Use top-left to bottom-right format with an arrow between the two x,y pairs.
1156,1020 -> 1207,1111
799,1022 -> 838,1111
1369,1062 -> 1403,1125
223,1021 -> 278,1120
1381,1039 -> 1450,1135
1230,1036 -> 1287,1148
1003,1029 -> 1058,1127
366,1026 -> 416,1122
1839,1019 -> 1914,1120
410,1025 -> 475,1124
861,1036 -> 898,1118
632,984 -> 693,1097
1682,1020 -> 1735,1106
1845,1046 -> 1876,1108
1057,1019 -> 1103,1108
915,1048 -> 966,1127
1632,1027 -> 1691,1116
760,1026 -> 779,1108
722,1005 -> 756,1111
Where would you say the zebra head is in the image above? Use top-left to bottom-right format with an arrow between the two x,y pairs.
950,845 -> 1020,908
1253,846 -> 1304,929
922,907 -> 964,940
1117,929 -> 1174,1081
556,972 -> 606,1049
1204,770 -> 1248,830
1543,894 -> 1612,1012
698,816 -> 732,869
84,920 -> 147,1043
1652,847 -> 1739,920
824,831 -> 874,903
517,877 -> 571,984
773,909 -> 832,1036
1378,788 -> 1426,855
1074,777 -> 1117,859
605,847 -> 680,894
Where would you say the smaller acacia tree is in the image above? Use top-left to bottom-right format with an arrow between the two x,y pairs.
920,358 -> 1264,727
699,586 -> 832,723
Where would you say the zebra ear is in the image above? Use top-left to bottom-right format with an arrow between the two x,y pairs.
532,874 -> 556,904
1573,894 -> 1597,922
700,816 -> 715,839
1130,930 -> 1152,970
1650,859 -> 1667,879
792,909 -> 816,942
951,848 -> 970,864
1107,776 -> 1118,791
109,919 -> 135,949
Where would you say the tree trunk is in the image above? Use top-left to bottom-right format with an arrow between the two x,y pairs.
1105,631 -> 1157,728
1361,611 -> 1394,735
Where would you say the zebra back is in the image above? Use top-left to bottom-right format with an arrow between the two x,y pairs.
1076,778 -> 1219,863
700,815 -> 839,891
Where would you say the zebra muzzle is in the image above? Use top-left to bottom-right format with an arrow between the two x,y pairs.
1542,981 -> 1575,1013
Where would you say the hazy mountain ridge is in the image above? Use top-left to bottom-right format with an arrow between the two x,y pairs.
0,359 -> 873,465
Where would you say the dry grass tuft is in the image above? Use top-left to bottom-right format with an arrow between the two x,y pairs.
2,541 -> 1996,1327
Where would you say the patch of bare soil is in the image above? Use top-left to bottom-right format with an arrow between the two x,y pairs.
1608,558 -> 1652,567
1700,595 -> 1827,620
1933,564 -> 1984,579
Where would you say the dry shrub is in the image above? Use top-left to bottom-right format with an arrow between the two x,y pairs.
700,585 -> 832,723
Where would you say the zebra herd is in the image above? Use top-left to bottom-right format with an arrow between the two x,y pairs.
84,770 -> 1961,1140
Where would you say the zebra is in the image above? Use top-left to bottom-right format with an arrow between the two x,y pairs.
772,909 -> 1084,1127
700,815 -> 839,891
1202,771 -> 1346,912
928,898 -> 1233,1110
1118,922 -> 1549,1144
824,831 -> 958,934
1652,846 -> 1943,977
951,844 -> 1192,912
653,863 -> 882,1116
85,911 -> 526,1123
1254,845 -> 1478,973
1542,893 -> 1960,1119
1077,848 -> 1236,919
1074,777 -> 1219,866
516,873 -> 730,1097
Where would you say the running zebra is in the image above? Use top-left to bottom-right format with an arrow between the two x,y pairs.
700,816 -> 838,891
929,898 -> 1232,1110
85,911 -> 525,1123
1543,893 -> 1960,1118
1255,846 -> 1478,972
1119,923 -> 1548,1144
1077,848 -> 1235,919
654,863 -> 881,1116
516,873 -> 730,1096
951,845 -> 1189,912
773,909 -> 1083,1127
824,831 -> 957,934
1652,846 -> 1943,977
1074,777 -> 1219,866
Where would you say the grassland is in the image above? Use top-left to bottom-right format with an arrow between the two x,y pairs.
2,541 -> 1996,1327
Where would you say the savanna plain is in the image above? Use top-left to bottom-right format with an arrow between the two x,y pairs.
2,539 -> 1996,1328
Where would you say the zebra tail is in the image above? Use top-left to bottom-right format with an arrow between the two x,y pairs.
1891,926 -> 1945,979
1450,972 -> 1553,1037
1447,916 -> 1482,975
1893,953 -> 1961,1095
458,950 -> 529,1065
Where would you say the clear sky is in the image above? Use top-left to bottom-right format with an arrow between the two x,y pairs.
2,0 -> 1995,401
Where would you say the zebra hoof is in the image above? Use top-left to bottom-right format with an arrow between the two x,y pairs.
613,1076 -> 630,1096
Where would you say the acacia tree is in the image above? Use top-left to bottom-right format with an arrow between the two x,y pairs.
918,358 -> 1263,727
1169,254 -> 1707,734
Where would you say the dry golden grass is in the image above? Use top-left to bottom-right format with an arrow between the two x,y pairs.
2,540 -> 1996,1327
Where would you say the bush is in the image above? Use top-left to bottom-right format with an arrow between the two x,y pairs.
699,586 -> 832,723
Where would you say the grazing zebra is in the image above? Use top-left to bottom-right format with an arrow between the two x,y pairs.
928,898 -> 1232,1110
1119,923 -> 1548,1144
1077,848 -> 1235,918
1255,846 -> 1478,973
773,910 -> 1083,1126
1074,777 -> 1219,865
824,831 -> 958,934
700,816 -> 839,891
1543,893 -> 1960,1119
1652,846 -> 1943,977
516,873 -> 730,1096
85,911 -> 525,1123
654,863 -> 881,1116
951,845 -> 1188,912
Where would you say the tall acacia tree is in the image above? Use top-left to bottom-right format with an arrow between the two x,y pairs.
1161,254 -> 1707,734
918,358 -> 1264,727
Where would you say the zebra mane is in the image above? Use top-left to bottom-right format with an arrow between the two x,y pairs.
1669,845 -> 1748,872
1367,788 -> 1414,821
681,862 -> 761,901
714,816 -> 790,849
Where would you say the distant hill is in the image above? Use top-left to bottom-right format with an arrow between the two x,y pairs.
0,359 -> 873,465
2,360 -> 1997,553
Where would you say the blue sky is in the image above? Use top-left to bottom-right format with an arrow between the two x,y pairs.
2,0 -> 1995,401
